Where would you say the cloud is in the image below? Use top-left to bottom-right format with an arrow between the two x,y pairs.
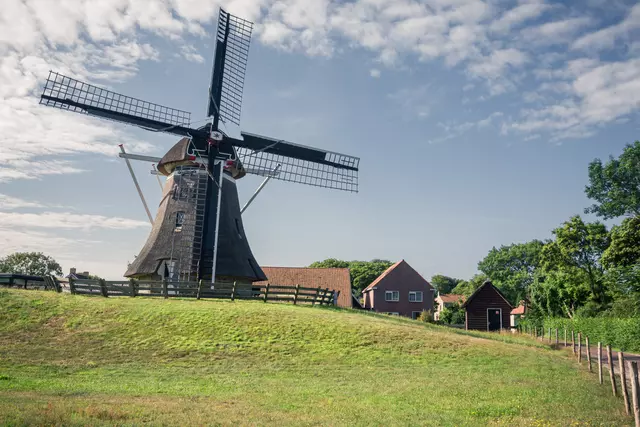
429,111 -> 504,144
0,211 -> 150,230
370,68 -> 381,78
521,17 -> 593,46
0,227 -> 97,257
572,3 -> 640,51
489,2 -> 551,33
506,58 -> 640,140
179,45 -> 205,63
467,48 -> 528,80
0,194 -> 45,210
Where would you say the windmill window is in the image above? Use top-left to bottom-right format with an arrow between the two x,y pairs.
175,211 -> 185,230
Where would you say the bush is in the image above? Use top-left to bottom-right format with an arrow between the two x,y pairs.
417,310 -> 434,323
543,317 -> 640,352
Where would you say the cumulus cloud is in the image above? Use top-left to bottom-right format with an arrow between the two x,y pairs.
0,194 -> 45,210
0,211 -> 150,230
370,68 -> 381,78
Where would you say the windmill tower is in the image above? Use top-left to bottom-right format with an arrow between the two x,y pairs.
39,8 -> 360,286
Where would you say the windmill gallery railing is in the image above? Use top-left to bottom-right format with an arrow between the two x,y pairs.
34,276 -> 338,306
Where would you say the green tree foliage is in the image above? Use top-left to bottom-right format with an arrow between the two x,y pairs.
308,258 -> 393,295
451,273 -> 488,297
540,216 -> 610,305
585,140 -> 640,219
440,302 -> 465,324
601,216 -> 640,268
0,252 -> 62,276
477,240 -> 545,304
430,275 -> 462,294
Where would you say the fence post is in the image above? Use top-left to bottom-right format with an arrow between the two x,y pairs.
586,337 -> 592,372
548,327 -> 551,343
312,286 -> 321,306
263,283 -> 270,303
129,279 -> 136,297
630,361 -> 640,427
564,328 -> 567,347
620,351 -> 631,416
69,277 -> 76,294
607,345 -> 617,397
555,328 -> 558,346
572,331 -> 575,354
578,333 -> 582,363
598,342 -> 603,384
197,280 -> 203,300
231,281 -> 236,301
162,280 -> 168,299
99,279 -> 108,298
293,284 -> 300,305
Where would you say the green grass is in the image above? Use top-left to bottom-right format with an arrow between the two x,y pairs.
0,289 -> 632,426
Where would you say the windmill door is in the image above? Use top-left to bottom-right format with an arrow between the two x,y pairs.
487,308 -> 502,331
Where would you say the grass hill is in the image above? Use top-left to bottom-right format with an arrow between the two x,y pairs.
0,289 -> 631,426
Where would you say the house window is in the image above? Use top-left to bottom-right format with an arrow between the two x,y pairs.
385,290 -> 399,302
386,312 -> 400,316
412,311 -> 422,320
409,291 -> 423,302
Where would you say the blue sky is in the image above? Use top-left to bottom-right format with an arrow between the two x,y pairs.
0,0 -> 638,280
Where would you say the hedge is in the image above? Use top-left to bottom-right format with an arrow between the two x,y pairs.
542,317 -> 640,353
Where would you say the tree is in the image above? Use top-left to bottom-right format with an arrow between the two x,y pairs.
585,140 -> 640,219
477,240 -> 545,304
430,275 -> 462,294
601,216 -> 640,269
308,258 -> 393,295
451,273 -> 488,297
0,252 -> 62,276
440,302 -> 465,324
540,215 -> 610,305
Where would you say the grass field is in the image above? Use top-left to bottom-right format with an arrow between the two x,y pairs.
0,289 -> 632,426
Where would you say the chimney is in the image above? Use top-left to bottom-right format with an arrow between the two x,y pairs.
82,271 -> 89,277
70,267 -> 76,275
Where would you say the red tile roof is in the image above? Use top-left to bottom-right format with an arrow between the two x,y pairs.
255,267 -> 352,308
361,260 -> 403,293
439,294 -> 465,304
511,304 -> 526,315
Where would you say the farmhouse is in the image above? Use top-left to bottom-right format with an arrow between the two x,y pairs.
362,260 -> 435,319
462,281 -> 513,331
65,268 -> 92,280
434,293 -> 466,321
254,267 -> 355,308
510,300 -> 527,330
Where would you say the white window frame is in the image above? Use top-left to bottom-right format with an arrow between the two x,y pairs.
385,290 -> 399,302
386,312 -> 400,316
486,308 -> 503,331
408,291 -> 423,303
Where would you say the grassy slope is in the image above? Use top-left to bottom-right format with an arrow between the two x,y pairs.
0,289 -> 631,426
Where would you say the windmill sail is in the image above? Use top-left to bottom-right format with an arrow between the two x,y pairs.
207,9 -> 253,125
40,71 -> 198,138
233,132 -> 359,192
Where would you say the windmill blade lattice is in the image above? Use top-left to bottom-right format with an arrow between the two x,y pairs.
40,71 -> 192,129
209,9 -> 253,126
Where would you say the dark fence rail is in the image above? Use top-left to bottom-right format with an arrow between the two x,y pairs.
3,276 -> 337,306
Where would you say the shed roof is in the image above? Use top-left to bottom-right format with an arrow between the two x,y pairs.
461,281 -> 513,309
254,267 -> 352,308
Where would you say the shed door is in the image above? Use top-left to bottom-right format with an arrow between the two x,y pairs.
487,308 -> 502,331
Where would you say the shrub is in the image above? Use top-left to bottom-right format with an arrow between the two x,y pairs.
543,317 -> 640,352
417,309 -> 434,323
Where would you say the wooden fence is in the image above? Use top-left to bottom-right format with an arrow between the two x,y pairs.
37,276 -> 337,306
518,324 -> 640,426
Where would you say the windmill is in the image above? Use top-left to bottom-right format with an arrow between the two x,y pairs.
39,8 -> 359,287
